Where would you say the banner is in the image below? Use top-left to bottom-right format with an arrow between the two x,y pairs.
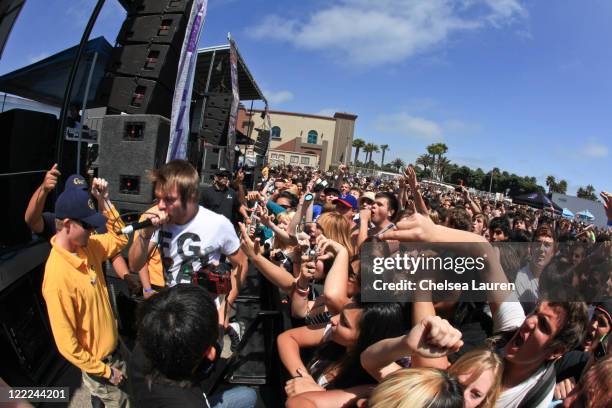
224,36 -> 240,169
166,0 -> 208,162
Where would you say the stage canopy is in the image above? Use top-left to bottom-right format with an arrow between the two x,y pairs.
513,191 -> 563,212
0,36 -> 112,107
193,44 -> 266,102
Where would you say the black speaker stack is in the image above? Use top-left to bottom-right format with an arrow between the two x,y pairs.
98,115 -> 170,215
0,109 -> 88,246
97,0 -> 193,118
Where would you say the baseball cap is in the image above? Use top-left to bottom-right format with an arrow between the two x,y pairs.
323,187 -> 341,197
334,193 -> 358,210
215,168 -> 232,178
65,174 -> 89,191
359,191 -> 376,205
55,188 -> 107,229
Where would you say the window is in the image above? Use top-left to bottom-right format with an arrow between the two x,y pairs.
271,153 -> 277,159
271,126 -> 281,139
290,155 -> 299,164
301,157 -> 310,165
277,154 -> 285,162
307,130 -> 318,144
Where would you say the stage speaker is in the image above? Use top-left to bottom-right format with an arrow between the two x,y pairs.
98,76 -> 173,118
0,248 -> 59,385
127,0 -> 193,16
99,0 -> 192,117
0,109 -> 57,246
196,93 -> 232,145
117,13 -> 188,51
253,129 -> 270,156
107,43 -> 179,90
98,115 -> 170,204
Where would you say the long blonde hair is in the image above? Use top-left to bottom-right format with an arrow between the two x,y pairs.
448,349 -> 503,408
368,368 -> 464,408
316,212 -> 354,257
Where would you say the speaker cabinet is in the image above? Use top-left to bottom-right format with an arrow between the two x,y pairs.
127,0 -> 193,16
98,115 -> 170,204
107,43 -> 179,90
117,14 -> 187,51
98,76 -> 173,118
0,109 -> 57,246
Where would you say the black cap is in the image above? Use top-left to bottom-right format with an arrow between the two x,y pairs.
324,187 -> 341,196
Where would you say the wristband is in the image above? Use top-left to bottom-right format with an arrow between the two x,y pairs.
143,288 -> 154,294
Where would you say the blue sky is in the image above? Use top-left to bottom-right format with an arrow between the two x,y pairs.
1,0 -> 610,195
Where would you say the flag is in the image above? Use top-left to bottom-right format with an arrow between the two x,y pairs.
166,0 -> 208,162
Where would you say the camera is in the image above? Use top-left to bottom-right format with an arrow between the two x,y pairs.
192,263 -> 232,296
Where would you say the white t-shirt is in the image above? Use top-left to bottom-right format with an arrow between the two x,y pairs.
514,265 -> 539,309
152,206 -> 240,287
495,364 -> 554,408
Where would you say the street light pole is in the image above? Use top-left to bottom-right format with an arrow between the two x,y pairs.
488,170 -> 494,194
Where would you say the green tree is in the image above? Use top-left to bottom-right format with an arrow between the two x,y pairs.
391,158 -> 405,173
546,175 -> 557,194
555,180 -> 568,194
576,185 -> 598,201
380,144 -> 389,167
416,154 -> 435,176
352,138 -> 365,164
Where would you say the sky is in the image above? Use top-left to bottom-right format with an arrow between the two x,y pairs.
1,0 -> 610,195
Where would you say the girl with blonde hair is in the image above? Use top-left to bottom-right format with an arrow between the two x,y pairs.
368,368 -> 464,408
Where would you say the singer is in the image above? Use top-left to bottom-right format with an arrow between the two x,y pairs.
128,160 -> 248,329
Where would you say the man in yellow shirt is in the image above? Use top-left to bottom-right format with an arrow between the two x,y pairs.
42,177 -> 129,407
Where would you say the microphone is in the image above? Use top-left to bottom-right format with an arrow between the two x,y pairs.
120,219 -> 153,235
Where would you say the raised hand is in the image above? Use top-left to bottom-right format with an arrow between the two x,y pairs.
42,163 -> 61,193
403,316 -> 463,358
601,191 -> 612,222
91,177 -> 109,201
239,222 -> 262,259
404,165 -> 419,190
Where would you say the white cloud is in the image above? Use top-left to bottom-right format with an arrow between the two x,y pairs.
247,0 -> 527,66
374,112 -> 442,139
579,142 -> 608,158
263,89 -> 294,105
444,119 -> 482,133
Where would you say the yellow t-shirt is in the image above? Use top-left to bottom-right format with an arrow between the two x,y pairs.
42,207 -> 127,378
138,206 -> 164,287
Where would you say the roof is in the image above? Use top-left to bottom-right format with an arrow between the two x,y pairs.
193,44 -> 265,102
0,36 -> 112,106
247,109 -> 340,120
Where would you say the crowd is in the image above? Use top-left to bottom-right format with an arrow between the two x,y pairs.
23,159 -> 611,408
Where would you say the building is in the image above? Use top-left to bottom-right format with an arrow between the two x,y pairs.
237,107 -> 357,170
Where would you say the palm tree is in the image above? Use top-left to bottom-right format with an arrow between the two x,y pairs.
380,144 -> 389,167
437,157 -> 452,181
556,180 -> 568,194
545,175 -> 556,194
391,158 -> 405,173
416,154 -> 434,175
364,143 -> 379,165
352,138 -> 365,164
426,143 -> 448,180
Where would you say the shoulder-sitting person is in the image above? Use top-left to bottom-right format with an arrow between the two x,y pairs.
128,284 -> 256,408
